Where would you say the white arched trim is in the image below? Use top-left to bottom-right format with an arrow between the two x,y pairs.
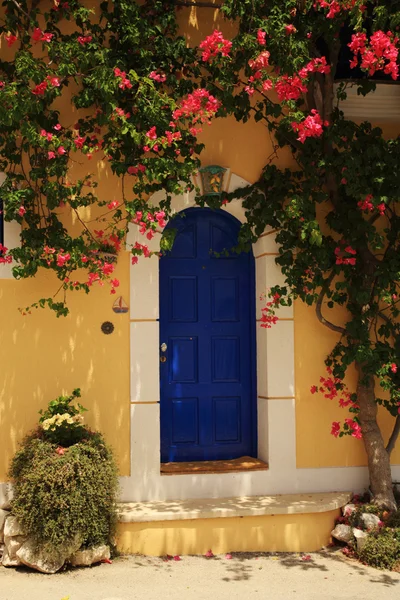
0,172 -> 21,279
121,170 -> 396,503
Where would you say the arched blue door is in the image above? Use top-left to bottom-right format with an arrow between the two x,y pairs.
159,208 -> 256,462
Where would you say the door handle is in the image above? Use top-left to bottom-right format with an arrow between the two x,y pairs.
160,356 -> 167,363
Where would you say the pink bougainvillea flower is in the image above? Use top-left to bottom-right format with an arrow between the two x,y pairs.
225,553 -> 232,560
107,200 -> 119,210
57,146 -> 66,155
5,33 -> 17,47
56,252 -> 71,267
32,28 -> 44,42
74,136 -> 86,149
173,555 -> 181,561
47,151 -> 56,159
390,363 -> 397,373
41,32 -> 54,43
204,549 -> 214,558
146,126 -> 157,140
291,109 -> 327,142
257,30 -> 266,46
301,554 -> 311,561
131,256 -> 138,265
77,35 -> 92,45
248,50 -> 270,71
53,124 -> 62,131
32,81 -> 48,95
55,447 -> 65,455
310,385 -> 318,394
18,206 -> 26,217
199,30 -> 232,62
149,71 -> 167,83
47,75 -> 60,87
331,422 -> 340,438
285,24 -> 297,35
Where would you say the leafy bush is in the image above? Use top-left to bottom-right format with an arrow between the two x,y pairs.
39,388 -> 87,447
9,392 -> 119,553
359,528 -> 400,570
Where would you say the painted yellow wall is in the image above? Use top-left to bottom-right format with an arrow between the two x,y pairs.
0,2 -> 399,480
116,510 -> 340,556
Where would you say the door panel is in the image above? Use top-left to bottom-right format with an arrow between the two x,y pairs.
160,208 -> 256,462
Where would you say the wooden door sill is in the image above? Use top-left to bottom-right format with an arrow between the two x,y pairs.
160,456 -> 269,476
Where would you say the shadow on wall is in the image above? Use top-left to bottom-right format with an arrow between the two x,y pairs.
0,254 -> 131,481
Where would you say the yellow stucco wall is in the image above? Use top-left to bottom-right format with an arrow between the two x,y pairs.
0,2 -> 399,481
116,510 -> 340,556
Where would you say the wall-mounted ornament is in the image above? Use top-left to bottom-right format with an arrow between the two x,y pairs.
101,321 -> 114,335
199,165 -> 227,197
112,296 -> 129,314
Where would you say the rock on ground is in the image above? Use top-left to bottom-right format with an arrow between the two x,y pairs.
361,512 -> 380,530
2,536 -> 27,567
331,523 -> 352,543
4,516 -> 25,538
0,509 -> 8,543
69,544 -> 110,567
353,528 -> 369,552
342,503 -> 356,517
17,534 -> 83,574
16,539 -> 66,574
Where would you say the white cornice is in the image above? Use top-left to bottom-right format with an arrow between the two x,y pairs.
335,82 -> 400,122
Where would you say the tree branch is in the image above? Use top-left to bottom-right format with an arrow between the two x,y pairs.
386,414 -> 400,456
316,272 -> 346,334
11,0 -> 30,19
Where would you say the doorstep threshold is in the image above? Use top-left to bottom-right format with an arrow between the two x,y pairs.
160,456 -> 269,476
118,492 -> 352,523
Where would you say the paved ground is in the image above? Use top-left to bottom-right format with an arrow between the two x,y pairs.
1,548 -> 400,600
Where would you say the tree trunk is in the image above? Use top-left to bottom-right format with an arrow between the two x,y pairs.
356,361 -> 397,511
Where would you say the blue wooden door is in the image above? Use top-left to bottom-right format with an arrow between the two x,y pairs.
159,208 -> 256,462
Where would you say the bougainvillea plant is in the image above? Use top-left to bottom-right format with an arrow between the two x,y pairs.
1,0 -> 400,510
208,0 -> 400,510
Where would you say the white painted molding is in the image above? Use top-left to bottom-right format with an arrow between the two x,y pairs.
336,82 -> 400,122
0,172 -> 21,279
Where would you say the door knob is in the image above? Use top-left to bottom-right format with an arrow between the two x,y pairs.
160,356 -> 167,363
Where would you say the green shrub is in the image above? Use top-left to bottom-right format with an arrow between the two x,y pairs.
39,388 -> 87,447
359,528 -> 400,570
9,430 -> 119,553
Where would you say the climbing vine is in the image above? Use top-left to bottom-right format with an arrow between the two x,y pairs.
1,0 -> 400,508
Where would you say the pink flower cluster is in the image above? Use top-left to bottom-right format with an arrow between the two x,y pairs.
260,292 -> 280,328
32,28 -> 53,43
248,50 -> 270,71
199,30 -> 232,63
314,0 -> 365,20
257,30 -> 266,46
149,71 -> 167,83
298,57 -> 331,79
349,31 -> 399,80
311,367 -> 361,439
276,75 -> 307,102
132,210 -> 166,240
291,109 -> 328,143
5,33 -> 17,47
77,35 -> 92,45
357,194 -> 386,215
172,88 -> 220,124
114,67 -> 133,90
334,241 -> 356,266
31,75 -> 60,96
0,244 -> 12,264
